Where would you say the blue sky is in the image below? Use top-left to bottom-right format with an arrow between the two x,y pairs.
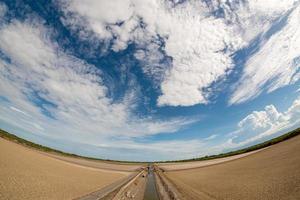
0,0 -> 300,161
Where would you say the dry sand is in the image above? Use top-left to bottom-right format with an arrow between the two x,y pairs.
0,138 -> 134,200
165,135 -> 300,200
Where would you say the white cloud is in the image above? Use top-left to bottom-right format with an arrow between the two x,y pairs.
287,97 -> 300,122
217,0 -> 298,42
59,0 -> 245,106
156,14 -> 240,106
134,42 -> 168,85
230,2 -> 300,104
204,134 -> 218,141
0,2 -> 7,18
94,138 -> 207,161
226,96 -> 300,149
238,105 -> 283,131
0,19 -> 196,146
59,0 -> 300,107
10,106 -> 31,117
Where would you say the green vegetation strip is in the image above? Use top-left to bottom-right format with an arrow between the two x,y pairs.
0,129 -> 144,164
1,127 -> 299,163
164,127 -> 300,163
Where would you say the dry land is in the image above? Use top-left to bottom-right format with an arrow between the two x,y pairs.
0,138 -> 138,200
165,135 -> 300,200
1,128 -> 299,200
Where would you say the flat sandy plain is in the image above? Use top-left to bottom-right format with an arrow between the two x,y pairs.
165,135 -> 300,200
0,138 -> 141,200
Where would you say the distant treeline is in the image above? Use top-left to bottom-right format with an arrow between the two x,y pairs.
163,127 -> 300,163
0,129 -> 144,164
1,127 -> 299,163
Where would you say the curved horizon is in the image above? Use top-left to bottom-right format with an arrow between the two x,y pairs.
1,127 -> 299,163
0,0 -> 300,161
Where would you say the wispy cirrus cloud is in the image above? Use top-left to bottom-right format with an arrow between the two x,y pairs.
204,134 -> 218,141
230,3 -> 300,104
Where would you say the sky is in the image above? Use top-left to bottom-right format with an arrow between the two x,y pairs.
0,0 -> 299,161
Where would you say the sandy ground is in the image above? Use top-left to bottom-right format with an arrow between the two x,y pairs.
158,149 -> 263,171
0,138 -> 133,200
165,135 -> 300,200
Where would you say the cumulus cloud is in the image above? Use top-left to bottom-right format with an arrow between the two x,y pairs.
287,97 -> 300,122
238,105 -> 283,131
227,96 -> 300,148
